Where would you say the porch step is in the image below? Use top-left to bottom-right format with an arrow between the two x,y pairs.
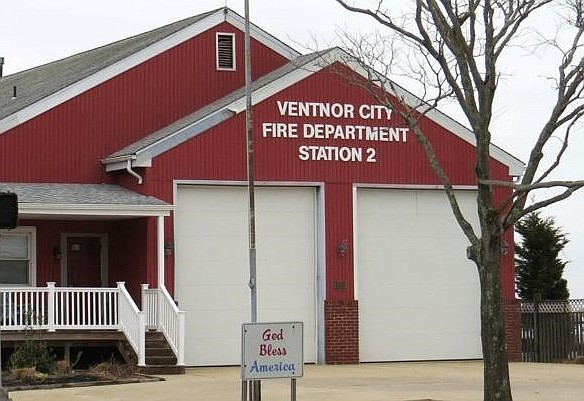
140,364 -> 186,375
140,331 -> 184,375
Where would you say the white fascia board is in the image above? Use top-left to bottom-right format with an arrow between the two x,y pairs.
103,156 -> 135,172
19,203 -> 172,217
122,63 -> 319,167
132,108 -> 236,167
227,63 -> 322,114
103,156 -> 151,171
0,10 -> 226,135
339,50 -> 526,177
105,161 -> 128,172
225,10 -> 300,60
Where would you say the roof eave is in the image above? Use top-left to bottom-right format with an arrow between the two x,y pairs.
19,202 -> 172,218
0,7 -> 300,136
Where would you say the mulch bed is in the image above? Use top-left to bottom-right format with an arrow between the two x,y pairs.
2,371 -> 164,392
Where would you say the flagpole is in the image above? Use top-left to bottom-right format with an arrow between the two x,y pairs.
244,0 -> 256,330
244,1 -> 260,400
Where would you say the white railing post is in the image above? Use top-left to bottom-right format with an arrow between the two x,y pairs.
157,287 -> 163,332
178,310 -> 186,366
138,309 -> 146,366
141,283 -> 149,311
47,282 -> 56,332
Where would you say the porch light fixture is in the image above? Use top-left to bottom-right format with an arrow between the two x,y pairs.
52,246 -> 61,261
337,239 -> 348,257
164,242 -> 174,255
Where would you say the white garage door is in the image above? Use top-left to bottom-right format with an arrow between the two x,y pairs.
175,185 -> 317,366
357,188 -> 482,362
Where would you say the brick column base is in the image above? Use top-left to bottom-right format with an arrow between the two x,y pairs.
325,300 -> 359,364
503,299 -> 522,362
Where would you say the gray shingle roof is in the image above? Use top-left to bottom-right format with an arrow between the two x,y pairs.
0,182 -> 169,206
0,9 -> 220,121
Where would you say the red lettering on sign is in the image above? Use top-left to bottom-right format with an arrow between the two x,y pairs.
262,328 -> 284,341
259,344 -> 288,356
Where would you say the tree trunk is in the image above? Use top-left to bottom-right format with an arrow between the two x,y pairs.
479,237 -> 513,401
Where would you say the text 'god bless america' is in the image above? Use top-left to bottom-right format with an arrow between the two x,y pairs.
261,100 -> 410,163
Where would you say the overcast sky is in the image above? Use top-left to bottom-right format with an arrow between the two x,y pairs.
1,0 -> 582,298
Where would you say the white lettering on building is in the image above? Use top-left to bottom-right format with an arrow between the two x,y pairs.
263,100 -> 409,164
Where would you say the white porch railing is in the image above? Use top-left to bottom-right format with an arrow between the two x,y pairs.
141,284 -> 186,365
0,282 -> 146,366
117,282 -> 146,366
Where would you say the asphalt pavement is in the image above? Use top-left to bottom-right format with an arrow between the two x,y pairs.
8,361 -> 584,401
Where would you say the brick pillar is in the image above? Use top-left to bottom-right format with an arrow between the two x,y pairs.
503,298 -> 522,362
325,300 -> 359,364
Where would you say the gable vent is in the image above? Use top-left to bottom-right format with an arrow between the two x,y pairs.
216,33 -> 236,71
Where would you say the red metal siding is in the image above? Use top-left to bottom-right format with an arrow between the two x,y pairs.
109,218 -> 149,302
0,23 -> 516,304
19,220 -> 118,286
0,22 -> 288,184
15,218 -> 150,302
325,184 -> 355,301
145,68 -> 488,186
140,67 -> 515,301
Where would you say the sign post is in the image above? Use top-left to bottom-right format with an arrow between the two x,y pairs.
241,322 -> 304,401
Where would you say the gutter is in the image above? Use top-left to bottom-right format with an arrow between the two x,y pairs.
126,160 -> 143,185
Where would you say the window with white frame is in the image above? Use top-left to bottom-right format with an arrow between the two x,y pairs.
216,33 -> 236,71
0,227 -> 36,285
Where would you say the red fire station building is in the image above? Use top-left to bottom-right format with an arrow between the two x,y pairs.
0,8 -> 523,367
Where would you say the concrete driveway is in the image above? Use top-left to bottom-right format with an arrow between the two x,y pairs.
8,361 -> 584,401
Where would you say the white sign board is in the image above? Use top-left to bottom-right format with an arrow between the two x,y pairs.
241,321 -> 304,380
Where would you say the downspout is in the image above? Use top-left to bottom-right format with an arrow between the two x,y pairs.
126,160 -> 143,185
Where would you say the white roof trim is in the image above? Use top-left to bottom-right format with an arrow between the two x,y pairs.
225,11 -> 299,60
386,80 -> 525,176
19,203 -> 172,217
227,67 -> 317,114
327,48 -> 525,176
0,8 -> 299,136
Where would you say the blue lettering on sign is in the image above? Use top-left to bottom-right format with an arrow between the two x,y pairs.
249,360 -> 296,374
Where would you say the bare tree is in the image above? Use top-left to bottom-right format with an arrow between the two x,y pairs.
332,1 -> 584,400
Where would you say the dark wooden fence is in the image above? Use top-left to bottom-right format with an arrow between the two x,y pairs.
521,299 -> 584,362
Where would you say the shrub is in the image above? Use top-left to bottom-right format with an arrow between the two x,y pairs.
8,367 -> 47,384
8,340 -> 56,374
89,356 -> 135,380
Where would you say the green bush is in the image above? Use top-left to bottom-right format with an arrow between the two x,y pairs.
9,340 -> 56,374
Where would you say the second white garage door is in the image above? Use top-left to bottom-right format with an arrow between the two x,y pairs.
174,185 -> 317,366
356,188 -> 482,362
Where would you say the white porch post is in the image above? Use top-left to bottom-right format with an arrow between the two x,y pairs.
46,282 -> 56,332
178,309 -> 186,365
157,215 -> 165,288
